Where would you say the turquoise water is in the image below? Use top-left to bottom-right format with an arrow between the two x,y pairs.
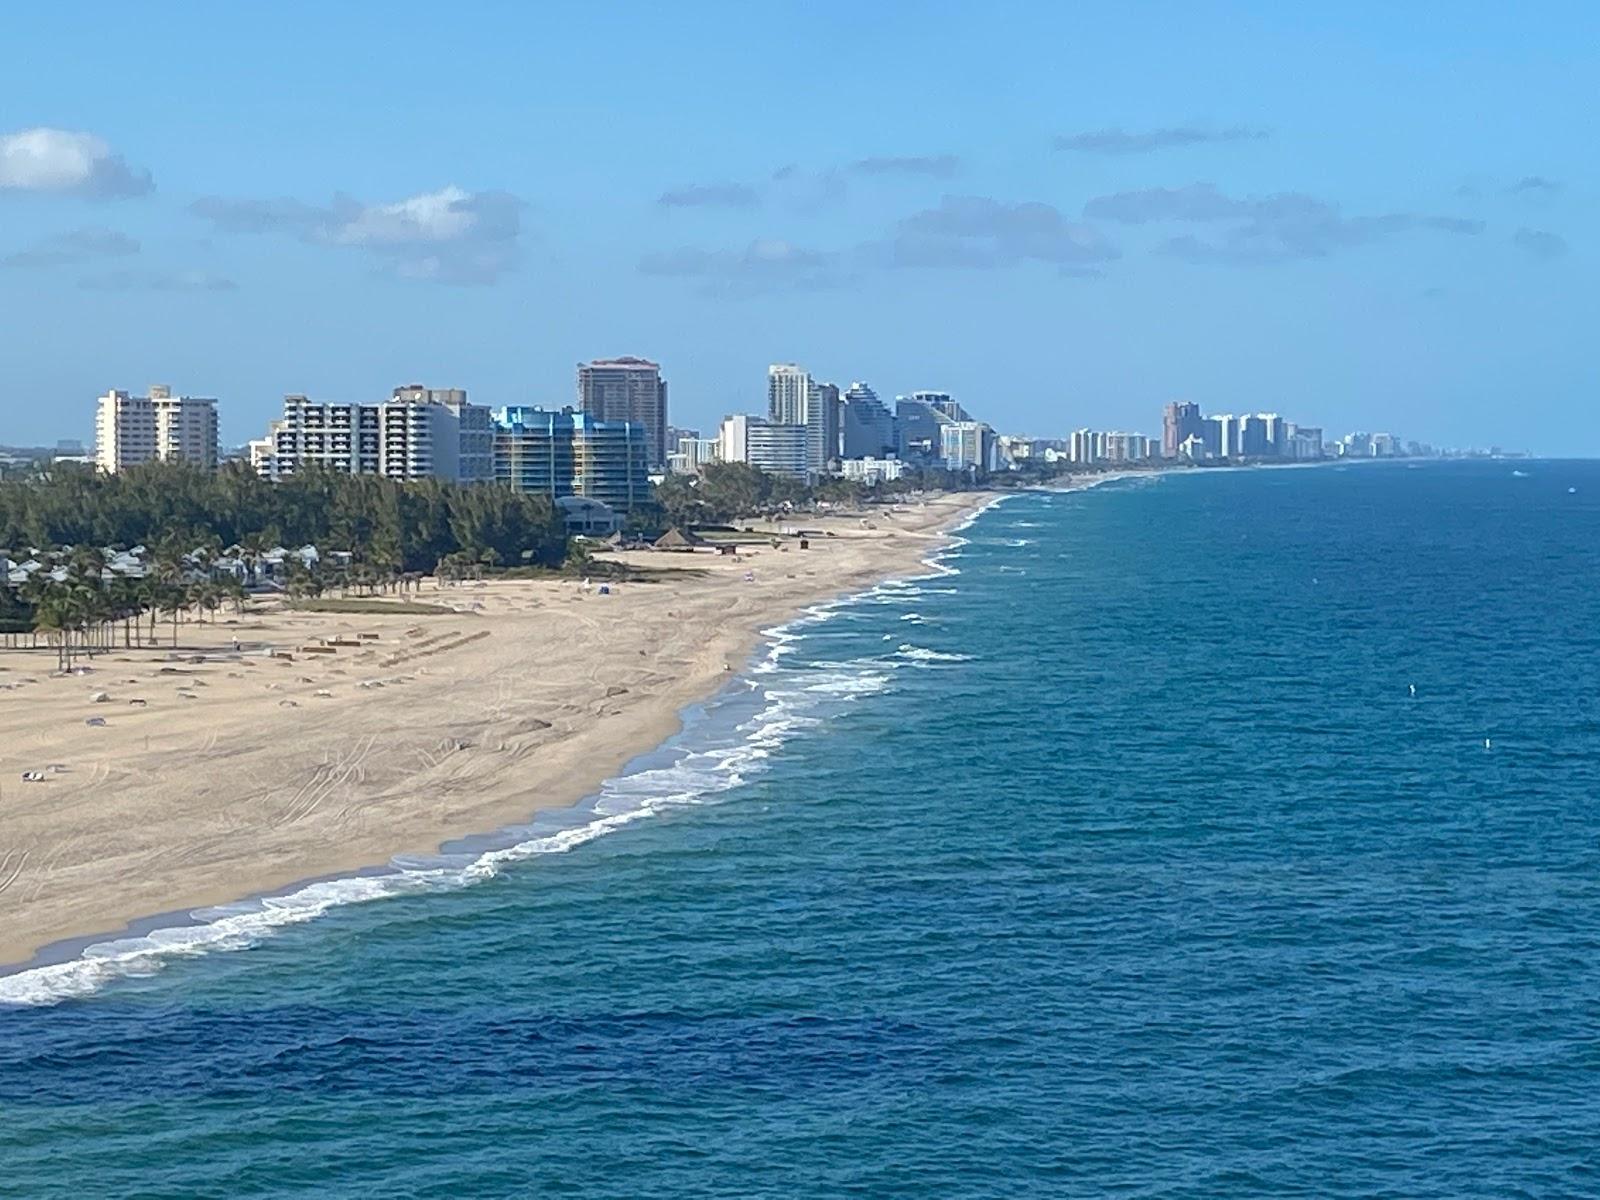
4,461 -> 1600,1197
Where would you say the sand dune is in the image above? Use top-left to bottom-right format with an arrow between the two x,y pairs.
0,494 -> 986,969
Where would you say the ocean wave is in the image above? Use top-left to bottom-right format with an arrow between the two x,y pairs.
0,601 -> 901,1009
895,643 -> 974,664
0,497 -> 1006,1008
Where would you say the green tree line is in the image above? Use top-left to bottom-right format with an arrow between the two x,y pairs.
651,462 -> 980,527
0,460 -> 568,573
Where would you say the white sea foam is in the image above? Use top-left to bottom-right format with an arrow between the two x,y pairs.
0,497 -> 1012,1008
1004,538 -> 1033,547
895,643 -> 974,664
0,598 -> 898,1009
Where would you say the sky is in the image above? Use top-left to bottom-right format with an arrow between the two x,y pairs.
0,1 -> 1594,453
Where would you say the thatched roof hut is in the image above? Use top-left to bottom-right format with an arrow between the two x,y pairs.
653,527 -> 707,552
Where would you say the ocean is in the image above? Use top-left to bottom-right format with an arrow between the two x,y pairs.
3,460 -> 1599,1197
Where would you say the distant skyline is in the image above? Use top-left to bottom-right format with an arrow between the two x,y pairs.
0,2 -> 1594,452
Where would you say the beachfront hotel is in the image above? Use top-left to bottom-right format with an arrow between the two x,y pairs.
493,406 -> 651,511
94,386 -> 219,474
252,386 -> 493,483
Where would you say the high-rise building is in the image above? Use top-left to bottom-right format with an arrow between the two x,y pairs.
940,421 -> 996,473
1288,425 -> 1324,460
260,387 -> 491,483
895,395 -> 954,462
811,381 -> 841,474
717,414 -> 809,480
767,364 -> 840,475
1261,413 -> 1288,458
907,390 -> 970,422
577,357 -> 668,470
95,386 -> 219,473
767,363 -> 811,426
1239,414 -> 1270,457
1207,414 -> 1241,459
494,407 -> 650,511
841,382 -> 897,459
1162,401 -> 1203,459
1069,428 -> 1094,464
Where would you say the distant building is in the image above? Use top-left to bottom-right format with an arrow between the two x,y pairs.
1206,414 -> 1240,459
260,386 -> 491,483
767,364 -> 837,475
95,386 -> 219,474
667,434 -> 720,475
896,395 -> 953,462
1162,401 -> 1204,459
1101,432 -> 1153,463
1239,414 -> 1270,457
940,421 -> 996,473
1069,428 -> 1094,464
840,382 -> 897,459
578,357 -> 668,470
555,495 -> 622,536
493,407 -> 650,511
1288,425 -> 1324,461
767,363 -> 810,426
1261,413 -> 1288,457
907,390 -> 970,422
838,457 -> 906,485
718,413 -> 809,480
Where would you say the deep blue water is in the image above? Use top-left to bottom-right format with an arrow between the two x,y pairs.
4,461 -> 1600,1197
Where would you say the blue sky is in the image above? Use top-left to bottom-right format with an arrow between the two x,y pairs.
1,1 -> 1593,452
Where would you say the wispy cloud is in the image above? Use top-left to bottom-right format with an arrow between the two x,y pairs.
849,154 -> 961,178
638,238 -> 847,295
191,186 -> 522,284
878,195 -> 1119,271
658,154 -> 958,215
1055,126 -> 1267,155
657,182 -> 761,209
1512,228 -> 1568,259
0,128 -> 152,198
79,269 -> 237,293
1,227 -> 139,269
1085,183 -> 1483,264
1508,176 -> 1562,195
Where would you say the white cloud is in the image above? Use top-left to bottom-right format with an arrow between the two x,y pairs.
333,186 -> 480,245
0,128 -> 152,198
191,185 -> 523,284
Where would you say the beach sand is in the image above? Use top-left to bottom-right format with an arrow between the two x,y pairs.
0,492 -> 991,970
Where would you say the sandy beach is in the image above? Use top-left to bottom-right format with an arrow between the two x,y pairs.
0,492 -> 992,971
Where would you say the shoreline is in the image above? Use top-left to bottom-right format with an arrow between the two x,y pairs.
0,490 -> 1002,998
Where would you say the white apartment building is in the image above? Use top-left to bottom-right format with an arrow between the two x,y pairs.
717,414 -> 809,480
940,420 -> 996,472
259,386 -> 492,483
838,457 -> 906,485
667,434 -> 721,475
95,386 -> 219,473
767,363 -> 838,475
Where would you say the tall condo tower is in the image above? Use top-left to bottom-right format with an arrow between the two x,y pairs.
577,357 -> 668,470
